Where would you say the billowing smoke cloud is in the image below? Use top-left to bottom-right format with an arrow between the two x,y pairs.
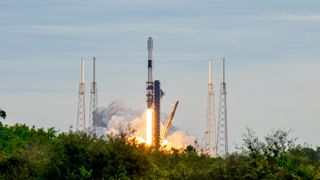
94,100 -> 196,149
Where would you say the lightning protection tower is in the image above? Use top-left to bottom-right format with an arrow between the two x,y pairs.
89,57 -> 98,135
217,58 -> 228,157
205,59 -> 217,157
77,59 -> 86,132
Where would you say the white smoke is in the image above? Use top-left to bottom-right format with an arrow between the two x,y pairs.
95,100 -> 196,149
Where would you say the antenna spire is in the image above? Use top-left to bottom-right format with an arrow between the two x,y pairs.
93,57 -> 96,83
222,58 -> 225,83
209,59 -> 213,84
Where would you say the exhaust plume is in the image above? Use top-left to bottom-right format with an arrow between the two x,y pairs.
94,100 -> 196,149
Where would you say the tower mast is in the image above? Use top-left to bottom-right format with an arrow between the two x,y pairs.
205,59 -> 217,157
77,58 -> 86,132
89,57 -> 98,135
217,58 -> 228,157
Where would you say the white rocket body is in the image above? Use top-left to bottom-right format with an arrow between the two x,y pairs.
146,37 -> 154,108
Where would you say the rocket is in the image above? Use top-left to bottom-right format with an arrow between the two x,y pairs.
146,37 -> 154,108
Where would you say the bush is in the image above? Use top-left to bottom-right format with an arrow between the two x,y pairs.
0,122 -> 319,179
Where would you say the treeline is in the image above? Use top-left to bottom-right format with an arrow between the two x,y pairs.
0,122 -> 320,179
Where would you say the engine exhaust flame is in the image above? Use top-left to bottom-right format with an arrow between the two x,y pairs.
146,109 -> 153,146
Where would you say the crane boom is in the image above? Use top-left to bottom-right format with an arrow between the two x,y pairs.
161,101 -> 179,140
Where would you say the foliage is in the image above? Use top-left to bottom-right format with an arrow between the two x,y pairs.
0,109 -> 6,119
0,122 -> 319,179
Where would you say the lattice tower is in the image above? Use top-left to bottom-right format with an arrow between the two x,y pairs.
217,58 -> 228,157
205,59 -> 217,157
89,57 -> 98,135
76,59 -> 86,132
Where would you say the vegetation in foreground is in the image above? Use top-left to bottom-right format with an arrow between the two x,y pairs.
0,122 -> 320,179
0,109 -> 5,119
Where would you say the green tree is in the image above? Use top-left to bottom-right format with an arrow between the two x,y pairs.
0,109 -> 6,119
1,122 -> 320,179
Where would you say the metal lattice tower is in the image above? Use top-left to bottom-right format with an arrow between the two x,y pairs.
153,80 -> 161,149
76,59 -> 86,132
89,57 -> 98,135
217,58 -> 228,157
205,59 -> 217,157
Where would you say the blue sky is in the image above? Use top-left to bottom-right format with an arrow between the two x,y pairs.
1,0 -> 320,150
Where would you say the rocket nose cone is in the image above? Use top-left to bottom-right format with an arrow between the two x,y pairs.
147,37 -> 153,50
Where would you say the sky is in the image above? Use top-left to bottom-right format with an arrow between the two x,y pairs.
0,0 -> 320,151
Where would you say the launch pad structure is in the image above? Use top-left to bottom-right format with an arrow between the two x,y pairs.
76,59 -> 86,132
76,57 -> 99,135
89,57 -> 98,135
75,37 -> 170,146
204,58 -> 229,157
75,37 -> 227,153
161,101 -> 179,140
217,58 -> 228,157
205,59 -> 217,157
153,80 -> 161,148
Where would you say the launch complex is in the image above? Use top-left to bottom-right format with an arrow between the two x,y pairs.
76,37 -> 228,155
